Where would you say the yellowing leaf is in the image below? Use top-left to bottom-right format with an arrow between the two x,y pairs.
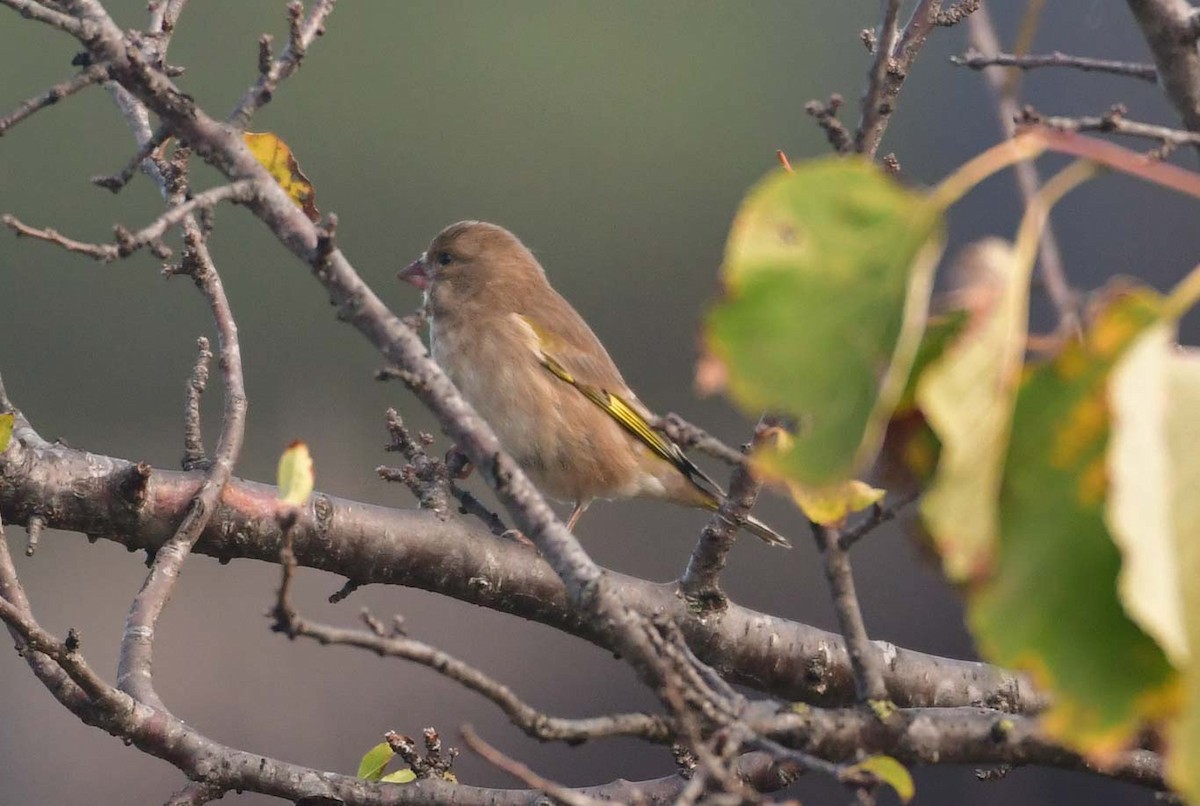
704,157 -> 943,489
0,412 -> 13,452
918,239 -> 1025,582
276,441 -> 314,507
970,289 -> 1177,751
1106,323 -> 1187,664
785,479 -> 884,526
844,755 -> 914,803
244,131 -> 319,222
356,742 -> 395,781
1165,349 -> 1200,801
380,769 -> 416,784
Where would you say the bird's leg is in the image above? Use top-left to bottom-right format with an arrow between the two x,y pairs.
445,446 -> 474,480
565,501 -> 590,532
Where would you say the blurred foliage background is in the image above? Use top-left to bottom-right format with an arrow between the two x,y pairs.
0,2 -> 1196,803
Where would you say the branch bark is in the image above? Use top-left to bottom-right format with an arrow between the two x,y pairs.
0,408 -> 1043,712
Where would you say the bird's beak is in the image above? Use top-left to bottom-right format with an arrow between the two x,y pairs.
398,255 -> 430,290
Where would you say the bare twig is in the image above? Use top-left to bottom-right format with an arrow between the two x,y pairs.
0,63 -> 109,136
814,523 -> 888,702
951,48 -> 1158,81
103,61 -> 249,711
680,416 -> 774,608
855,0 -> 978,157
804,93 -> 852,153
965,7 -> 1078,334
856,0 -> 902,156
181,336 -> 212,471
933,0 -> 980,26
24,513 -> 44,558
652,412 -> 745,466
1020,103 -> 1200,149
227,0 -> 337,128
162,781 -> 222,806
92,124 -> 170,192
272,583 -> 671,743
462,726 -> 607,806
838,491 -> 919,551
3,180 -> 257,263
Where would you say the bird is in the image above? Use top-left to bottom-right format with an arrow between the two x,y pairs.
398,221 -> 790,548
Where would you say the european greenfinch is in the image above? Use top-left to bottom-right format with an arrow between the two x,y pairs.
399,221 -> 789,548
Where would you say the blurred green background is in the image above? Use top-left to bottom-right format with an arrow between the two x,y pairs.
1,2 -> 1194,803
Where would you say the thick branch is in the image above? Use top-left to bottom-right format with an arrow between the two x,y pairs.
756,705 -> 1166,790
0,418 -> 1042,712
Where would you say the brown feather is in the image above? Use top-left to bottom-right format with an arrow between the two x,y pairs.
409,221 -> 790,547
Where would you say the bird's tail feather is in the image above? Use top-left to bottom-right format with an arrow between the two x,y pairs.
733,512 -> 792,548
698,494 -> 792,548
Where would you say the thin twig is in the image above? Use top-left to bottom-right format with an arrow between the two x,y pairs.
227,0 -> 337,129
181,336 -> 211,471
271,551 -> 670,743
162,781 -> 222,806
107,68 -> 249,710
965,7 -> 1078,334
461,726 -> 608,806
652,412 -> 745,466
814,523 -> 888,702
24,514 -> 44,558
92,124 -> 170,193
680,416 -> 774,608
0,63 -> 109,136
3,181 -> 257,263
951,48 -> 1158,82
855,0 -> 902,156
855,0 -> 978,157
1020,103 -> 1200,149
838,491 -> 919,551
804,93 -> 852,154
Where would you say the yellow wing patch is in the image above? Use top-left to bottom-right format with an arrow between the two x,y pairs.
518,315 -> 722,494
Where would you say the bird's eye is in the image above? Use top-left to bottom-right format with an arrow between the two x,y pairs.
436,251 -> 452,266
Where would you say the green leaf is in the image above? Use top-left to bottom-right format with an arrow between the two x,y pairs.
845,755 -> 914,803
380,769 -> 416,784
276,441 -> 314,507
357,742 -> 395,781
0,413 -> 12,452
970,289 -> 1178,750
703,157 -> 943,487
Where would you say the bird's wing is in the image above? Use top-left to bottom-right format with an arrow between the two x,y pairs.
514,310 -> 725,497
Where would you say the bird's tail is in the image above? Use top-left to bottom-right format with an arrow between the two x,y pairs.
697,494 -> 792,548
732,512 -> 792,548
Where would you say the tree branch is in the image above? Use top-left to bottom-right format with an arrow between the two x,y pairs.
964,6 -> 1078,333
0,406 -> 1044,712
1127,0 -> 1200,143
0,63 -> 110,136
951,48 -> 1159,81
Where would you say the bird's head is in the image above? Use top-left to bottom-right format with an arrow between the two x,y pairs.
400,221 -> 545,313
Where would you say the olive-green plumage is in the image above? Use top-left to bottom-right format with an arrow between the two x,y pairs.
399,221 -> 789,547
